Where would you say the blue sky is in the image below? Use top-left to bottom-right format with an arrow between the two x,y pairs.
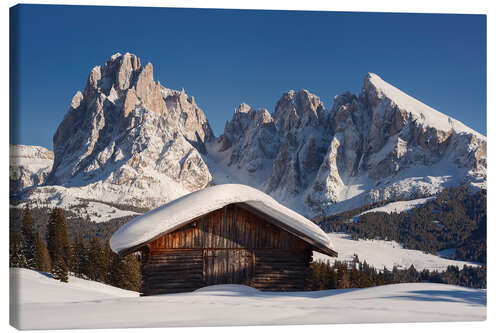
10,5 -> 486,150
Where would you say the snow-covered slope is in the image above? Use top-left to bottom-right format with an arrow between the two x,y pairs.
10,145 -> 54,194
9,143 -> 140,222
352,197 -> 435,220
10,268 -> 485,329
12,185 -> 140,223
314,233 -> 480,272
366,73 -> 484,138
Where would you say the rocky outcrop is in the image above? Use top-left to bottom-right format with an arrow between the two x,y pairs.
43,52 -> 214,208
211,73 -> 486,216
217,103 -> 279,174
266,90 -> 331,197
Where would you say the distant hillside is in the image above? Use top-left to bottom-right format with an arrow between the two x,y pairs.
319,186 -> 486,263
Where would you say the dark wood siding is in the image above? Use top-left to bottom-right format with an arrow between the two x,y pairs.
149,204 -> 306,250
203,249 -> 254,285
141,204 -> 313,295
141,249 -> 204,295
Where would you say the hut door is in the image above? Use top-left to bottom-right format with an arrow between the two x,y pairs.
203,249 -> 254,285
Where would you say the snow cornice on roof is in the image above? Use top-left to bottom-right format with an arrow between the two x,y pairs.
110,184 -> 337,257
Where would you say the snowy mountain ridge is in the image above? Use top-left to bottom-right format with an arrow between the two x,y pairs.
210,71 -> 486,216
364,73 -> 484,139
10,52 -> 486,219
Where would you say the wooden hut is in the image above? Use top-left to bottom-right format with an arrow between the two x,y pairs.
110,184 -> 337,295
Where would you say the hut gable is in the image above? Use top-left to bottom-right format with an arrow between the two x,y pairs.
110,184 -> 336,256
148,204 -> 309,251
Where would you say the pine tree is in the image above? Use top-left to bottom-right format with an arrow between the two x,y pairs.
71,237 -> 88,278
10,232 -> 27,268
21,205 -> 36,269
122,254 -> 142,291
87,237 -> 107,282
34,232 -> 52,272
359,271 -> 370,288
310,262 -> 322,290
326,265 -> 337,289
376,272 -> 385,285
319,261 -> 328,289
109,252 -> 142,292
46,208 -> 71,266
338,263 -> 350,289
350,266 -> 360,288
383,267 -> 394,284
104,238 -> 112,284
52,255 -> 69,282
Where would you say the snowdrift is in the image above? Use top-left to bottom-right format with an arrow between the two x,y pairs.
10,268 -> 485,329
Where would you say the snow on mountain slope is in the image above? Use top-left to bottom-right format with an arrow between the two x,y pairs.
10,268 -> 485,329
314,233 -> 480,272
365,73 -> 485,139
81,201 -> 139,223
9,144 -> 140,222
12,185 -> 140,223
353,196 -> 435,219
10,145 -> 54,194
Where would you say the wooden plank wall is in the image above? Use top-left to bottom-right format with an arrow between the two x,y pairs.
142,204 -> 313,294
203,249 -> 254,286
149,204 -> 306,251
141,249 -> 204,295
252,249 -> 312,291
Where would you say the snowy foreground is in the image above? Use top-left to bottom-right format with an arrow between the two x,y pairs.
10,268 -> 485,330
314,233 -> 480,272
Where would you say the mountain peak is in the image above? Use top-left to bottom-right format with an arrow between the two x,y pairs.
47,53 -> 214,199
361,72 -> 484,139
235,103 -> 252,114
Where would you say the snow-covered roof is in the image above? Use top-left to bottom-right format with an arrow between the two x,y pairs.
110,184 -> 337,256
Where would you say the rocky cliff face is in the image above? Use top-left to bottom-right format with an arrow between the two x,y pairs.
42,53 -> 214,208
14,53 -> 486,218
210,73 -> 486,216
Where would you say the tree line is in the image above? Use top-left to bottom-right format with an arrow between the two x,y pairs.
9,205 -> 134,245
310,256 -> 486,291
9,206 -> 141,291
319,186 -> 486,263
11,203 -> 486,294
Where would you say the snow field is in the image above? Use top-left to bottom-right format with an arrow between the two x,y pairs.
353,197 -> 435,220
314,233 -> 481,272
10,268 -> 485,330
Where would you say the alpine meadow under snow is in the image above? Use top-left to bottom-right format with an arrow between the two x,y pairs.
10,268 -> 486,330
